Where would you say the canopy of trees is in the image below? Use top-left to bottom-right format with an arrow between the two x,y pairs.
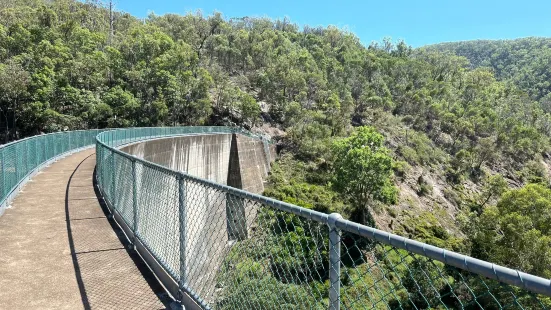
468,183 -> 551,278
426,38 -> 551,101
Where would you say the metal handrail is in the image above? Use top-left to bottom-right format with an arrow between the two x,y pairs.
94,126 -> 551,310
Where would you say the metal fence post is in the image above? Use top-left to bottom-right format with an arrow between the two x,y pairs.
33,139 -> 36,168
42,137 -> 46,164
14,144 -> 18,180
131,159 -> 137,247
110,151 -> 116,212
178,173 -> 187,302
1,150 -> 5,199
328,213 -> 343,310
24,140 -> 28,174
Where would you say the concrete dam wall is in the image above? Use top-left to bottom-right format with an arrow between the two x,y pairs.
119,133 -> 276,300
120,133 -> 276,191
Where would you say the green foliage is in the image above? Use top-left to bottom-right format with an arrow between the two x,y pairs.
469,183 -> 551,278
427,38 -> 551,101
517,158 -> 549,184
1,2 -> 549,191
332,126 -> 397,224
399,211 -> 464,251
238,91 -> 260,126
216,208 -> 328,309
265,153 -> 345,214
398,130 -> 447,166
217,257 -> 324,309
392,160 -> 409,181
286,116 -> 333,161
265,182 -> 343,214
470,173 -> 508,214
416,175 -> 432,196
102,86 -> 139,127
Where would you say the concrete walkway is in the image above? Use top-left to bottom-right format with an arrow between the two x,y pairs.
0,149 -> 168,309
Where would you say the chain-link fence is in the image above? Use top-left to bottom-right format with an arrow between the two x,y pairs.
94,127 -> 551,310
0,129 -> 102,215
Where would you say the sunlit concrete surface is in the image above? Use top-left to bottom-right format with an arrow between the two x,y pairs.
0,149 -> 167,309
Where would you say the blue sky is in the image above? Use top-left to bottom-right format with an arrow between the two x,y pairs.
114,0 -> 551,47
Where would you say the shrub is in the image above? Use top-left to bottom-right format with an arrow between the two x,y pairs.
416,175 -> 433,196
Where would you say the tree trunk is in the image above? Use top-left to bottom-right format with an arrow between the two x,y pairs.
4,112 -> 9,144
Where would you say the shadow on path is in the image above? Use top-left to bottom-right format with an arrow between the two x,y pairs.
65,154 -> 170,309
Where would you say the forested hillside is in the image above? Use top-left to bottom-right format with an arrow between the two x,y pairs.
2,0 -> 551,286
426,38 -> 551,101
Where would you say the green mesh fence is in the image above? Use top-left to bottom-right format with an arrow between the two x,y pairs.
0,129 -> 102,211
92,127 -> 551,310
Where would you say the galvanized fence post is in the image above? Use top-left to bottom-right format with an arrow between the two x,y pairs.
24,140 -> 28,174
1,149 -> 5,199
110,150 -> 116,211
42,137 -> 46,164
54,134 -> 57,157
328,213 -> 343,310
33,139 -> 37,168
14,144 -> 18,181
131,159 -> 137,247
178,173 -> 187,302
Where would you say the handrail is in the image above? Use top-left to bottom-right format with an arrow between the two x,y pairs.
94,126 -> 551,310
2,126 -> 549,309
0,129 -> 103,216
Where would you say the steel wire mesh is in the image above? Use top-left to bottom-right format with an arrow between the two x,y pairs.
134,162 -> 180,281
336,234 -> 550,310
2,126 -> 545,310
0,129 -> 102,209
212,199 -> 330,310
90,127 -> 551,310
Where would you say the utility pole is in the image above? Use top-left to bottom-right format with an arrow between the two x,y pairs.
108,0 -> 114,47
107,0 -> 114,84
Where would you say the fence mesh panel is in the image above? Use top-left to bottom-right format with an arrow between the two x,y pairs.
211,194 -> 330,310
89,127 -> 551,309
337,234 -> 550,310
135,162 -> 180,281
3,127 -> 546,310
113,151 -> 135,227
3,127 -> 549,308
0,129 -> 101,208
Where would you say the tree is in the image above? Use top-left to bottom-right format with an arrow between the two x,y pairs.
332,126 -> 397,225
472,173 -> 508,213
102,86 -> 139,127
237,91 -> 260,127
0,59 -> 30,141
470,183 -> 551,278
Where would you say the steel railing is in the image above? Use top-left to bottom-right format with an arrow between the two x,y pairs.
0,129 -> 103,216
94,127 -> 551,310
2,127 -> 550,309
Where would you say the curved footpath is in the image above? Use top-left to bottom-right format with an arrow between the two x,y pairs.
0,149 -> 168,309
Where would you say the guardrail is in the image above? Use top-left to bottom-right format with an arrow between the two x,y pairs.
95,127 -> 551,310
0,129 -> 102,217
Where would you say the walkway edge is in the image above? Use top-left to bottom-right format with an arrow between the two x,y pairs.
0,145 -> 95,218
94,173 -> 202,310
